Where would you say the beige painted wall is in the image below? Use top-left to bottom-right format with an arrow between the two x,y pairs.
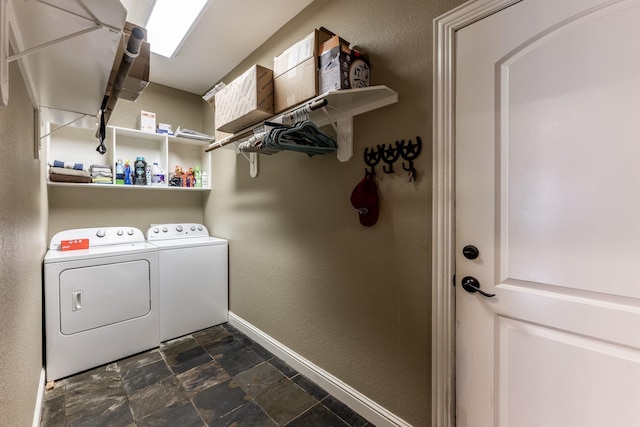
47,83 -> 207,239
0,59 -> 47,425
205,0 -> 465,424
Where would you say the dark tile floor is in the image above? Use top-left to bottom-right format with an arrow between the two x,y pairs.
40,323 -> 374,427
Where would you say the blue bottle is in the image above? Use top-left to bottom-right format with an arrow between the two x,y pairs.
124,160 -> 132,185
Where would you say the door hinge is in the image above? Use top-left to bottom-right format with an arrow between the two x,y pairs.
452,274 -> 456,287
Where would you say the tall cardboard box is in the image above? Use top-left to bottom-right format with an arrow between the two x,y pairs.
272,28 -> 334,113
319,35 -> 370,95
214,65 -> 274,133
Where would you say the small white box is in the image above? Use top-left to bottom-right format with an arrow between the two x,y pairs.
140,111 -> 156,132
157,122 -> 173,135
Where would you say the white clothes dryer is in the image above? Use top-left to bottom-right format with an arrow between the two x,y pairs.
146,223 -> 228,342
44,227 -> 159,381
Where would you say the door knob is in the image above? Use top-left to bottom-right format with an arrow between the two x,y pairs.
462,245 -> 479,260
461,276 -> 495,298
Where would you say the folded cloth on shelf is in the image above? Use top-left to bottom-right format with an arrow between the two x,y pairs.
90,165 -> 113,178
91,171 -> 113,178
49,172 -> 91,183
49,167 -> 90,177
52,160 -> 84,170
91,177 -> 113,184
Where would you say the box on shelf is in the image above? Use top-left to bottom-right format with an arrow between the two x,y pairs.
157,123 -> 173,135
139,111 -> 156,132
319,35 -> 370,95
106,22 -> 150,102
272,27 -> 334,113
214,65 -> 274,134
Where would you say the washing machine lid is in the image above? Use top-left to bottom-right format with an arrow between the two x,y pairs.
45,227 -> 157,263
45,241 -> 157,263
146,223 -> 226,242
148,236 -> 228,249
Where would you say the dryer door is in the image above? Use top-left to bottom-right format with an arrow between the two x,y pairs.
59,260 -> 151,335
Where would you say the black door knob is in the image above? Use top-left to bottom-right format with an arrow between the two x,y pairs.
461,276 -> 495,298
462,245 -> 479,260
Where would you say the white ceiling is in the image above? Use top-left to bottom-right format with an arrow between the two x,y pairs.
120,0 -> 315,95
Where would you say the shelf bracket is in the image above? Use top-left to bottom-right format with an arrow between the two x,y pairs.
1,0 -> 11,106
39,111 -> 92,139
7,24 -> 103,63
336,115 -> 353,162
237,146 -> 259,178
320,106 -> 353,162
249,152 -> 258,178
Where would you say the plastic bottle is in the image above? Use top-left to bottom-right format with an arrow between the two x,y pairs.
201,171 -> 208,188
151,162 -> 165,185
115,159 -> 124,185
145,165 -> 152,185
124,160 -> 131,185
134,156 -> 147,185
194,166 -> 202,188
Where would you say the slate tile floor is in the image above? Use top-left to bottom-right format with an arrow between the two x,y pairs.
40,323 -> 374,427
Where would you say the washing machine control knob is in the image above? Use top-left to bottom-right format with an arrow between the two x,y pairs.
117,230 -> 123,236
198,225 -> 203,231
162,226 -> 168,233
127,229 -> 134,236
153,227 -> 159,233
190,225 -> 196,231
176,225 -> 183,233
96,229 -> 106,238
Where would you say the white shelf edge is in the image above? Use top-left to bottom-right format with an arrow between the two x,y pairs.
47,181 -> 210,191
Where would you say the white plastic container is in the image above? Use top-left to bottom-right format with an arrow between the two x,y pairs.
151,163 -> 165,185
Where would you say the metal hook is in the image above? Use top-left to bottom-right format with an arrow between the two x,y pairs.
379,143 -> 400,174
364,146 -> 381,176
398,136 -> 423,182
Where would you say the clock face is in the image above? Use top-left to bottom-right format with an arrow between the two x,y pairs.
349,59 -> 370,88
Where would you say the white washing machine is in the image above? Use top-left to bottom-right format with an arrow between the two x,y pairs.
146,223 -> 228,342
44,227 -> 159,381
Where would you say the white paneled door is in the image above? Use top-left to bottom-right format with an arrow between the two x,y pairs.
455,0 -> 640,425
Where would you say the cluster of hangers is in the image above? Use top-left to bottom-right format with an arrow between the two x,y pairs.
238,99 -> 337,156
364,136 -> 422,181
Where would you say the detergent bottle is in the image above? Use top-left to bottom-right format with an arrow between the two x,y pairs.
115,159 -> 124,185
151,163 -> 165,185
134,156 -> 147,185
194,166 -> 202,188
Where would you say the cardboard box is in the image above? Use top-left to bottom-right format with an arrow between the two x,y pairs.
319,35 -> 370,95
106,22 -> 150,102
215,65 -> 274,133
139,111 -> 156,132
272,28 -> 334,113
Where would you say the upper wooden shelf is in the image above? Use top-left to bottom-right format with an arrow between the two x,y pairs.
206,85 -> 399,162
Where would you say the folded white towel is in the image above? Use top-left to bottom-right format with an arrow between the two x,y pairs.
91,171 -> 113,178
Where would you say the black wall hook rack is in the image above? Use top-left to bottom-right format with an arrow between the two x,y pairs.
399,136 -> 422,181
362,135 -> 423,181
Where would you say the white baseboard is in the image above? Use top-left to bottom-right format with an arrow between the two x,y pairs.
32,367 -> 45,427
228,312 -> 412,427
